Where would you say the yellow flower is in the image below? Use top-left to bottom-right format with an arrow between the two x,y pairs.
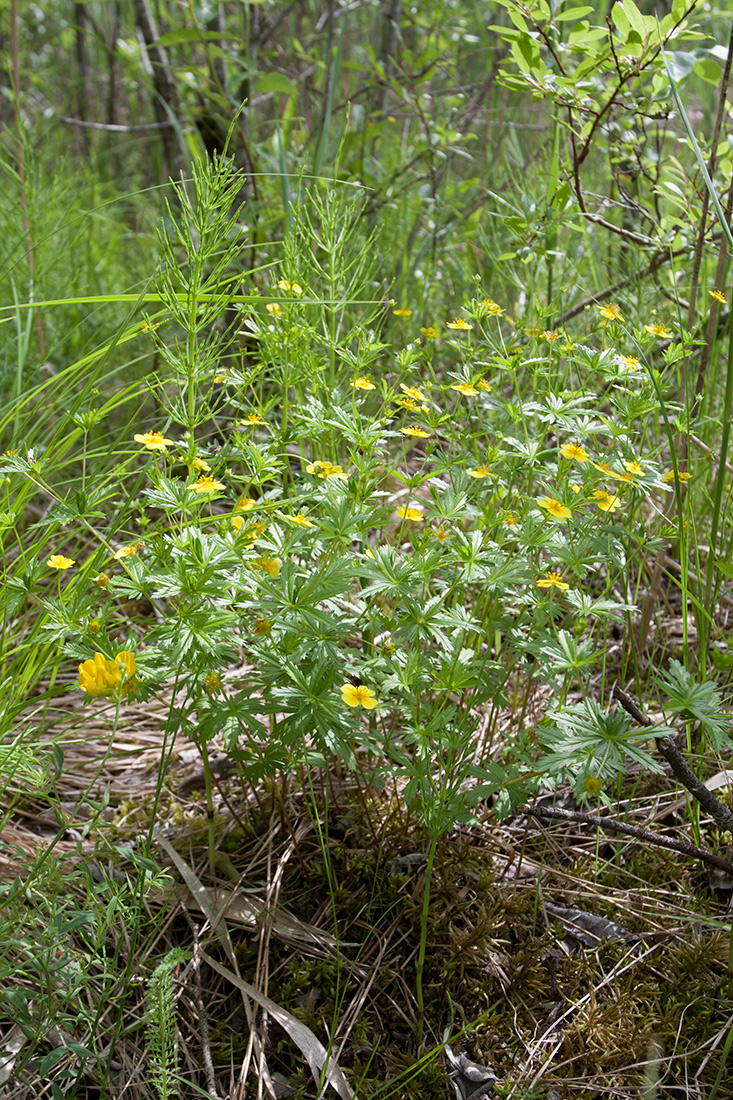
393,307 -> 412,316
502,512 -> 519,526
353,376 -> 376,390
113,541 -> 144,560
78,651 -> 136,699
467,465 -> 492,478
560,443 -> 589,464
421,327 -> 439,339
287,513 -> 315,527
93,572 -> 110,589
134,431 -> 175,452
537,496 -> 572,520
115,650 -> 136,680
192,456 -> 211,471
592,490 -> 621,512
79,653 -> 121,698
214,370 -> 230,383
537,570 -> 570,591
395,505 -> 424,521
434,525 -> 450,541
593,461 -> 614,476
619,355 -> 640,371
234,496 -> 256,512
47,554 -> 75,570
662,469 -> 692,482
341,683 -> 378,709
239,412 -> 265,425
541,330 -> 560,343
396,396 -> 429,413
278,279 -> 302,294
476,378 -> 490,391
260,557 -> 282,577
645,322 -> 672,337
481,298 -> 503,315
266,302 -> 282,317
191,475 -> 226,494
446,318 -> 473,331
401,425 -> 430,438
624,460 -> 643,475
710,289 -> 727,304
204,671 -> 222,694
306,460 -> 345,478
525,325 -> 541,337
598,302 -> 624,322
452,382 -> 478,396
253,616 -> 272,635
400,383 -> 429,403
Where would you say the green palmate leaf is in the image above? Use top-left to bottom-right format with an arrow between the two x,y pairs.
655,660 -> 733,750
540,698 -> 667,783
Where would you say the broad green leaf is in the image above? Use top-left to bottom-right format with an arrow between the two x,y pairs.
555,5 -> 594,20
256,73 -> 298,98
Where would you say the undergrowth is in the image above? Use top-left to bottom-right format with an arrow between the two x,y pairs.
3,0 -> 733,1096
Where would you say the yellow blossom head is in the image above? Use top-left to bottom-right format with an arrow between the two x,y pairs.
537,496 -> 572,521
305,460 -> 345,478
592,490 -> 621,513
710,289 -> 727,304
644,322 -> 672,337
446,318 -> 473,331
537,570 -> 569,591
287,513 -> 315,527
113,541 -> 144,560
266,302 -> 282,317
341,683 -> 378,709
467,465 -> 492,479
421,327 -> 439,340
240,413 -> 265,425
204,671 -> 223,694
560,443 -> 589,464
597,302 -> 624,322
47,554 -> 75,570
78,650 -> 136,699
258,557 -> 282,577
353,376 -> 376,390
662,469 -> 692,483
134,431 -> 175,452
452,382 -> 478,396
393,307 -> 412,316
191,475 -> 226,495
400,383 -> 429,403
395,505 -> 424,521
401,425 -> 430,438
481,298 -> 503,316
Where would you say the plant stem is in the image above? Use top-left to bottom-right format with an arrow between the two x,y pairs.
416,833 -> 437,1049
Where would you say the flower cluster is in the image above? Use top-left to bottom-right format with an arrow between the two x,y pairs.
79,651 -> 137,699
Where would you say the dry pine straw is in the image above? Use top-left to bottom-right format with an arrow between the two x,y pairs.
2,688 -> 733,1098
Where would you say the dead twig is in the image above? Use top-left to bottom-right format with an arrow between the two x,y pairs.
614,685 -> 733,834
522,804 -> 733,875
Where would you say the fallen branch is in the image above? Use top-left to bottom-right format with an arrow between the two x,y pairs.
614,685 -> 733,835
522,803 -> 733,876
